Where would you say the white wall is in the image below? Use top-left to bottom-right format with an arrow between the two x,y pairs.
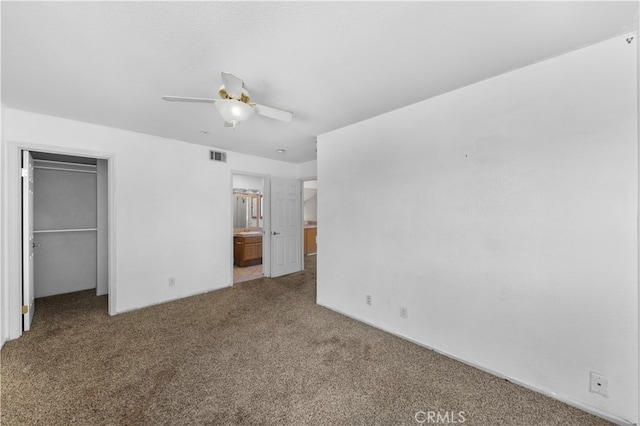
232,174 -> 264,192
33,162 -> 98,298
2,109 -> 298,339
297,159 -> 317,180
317,35 -> 638,423
303,187 -> 318,222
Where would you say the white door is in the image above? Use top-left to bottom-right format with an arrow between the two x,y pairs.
270,177 -> 302,277
22,150 -> 35,331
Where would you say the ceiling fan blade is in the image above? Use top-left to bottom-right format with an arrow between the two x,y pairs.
221,72 -> 244,99
254,104 -> 293,122
162,96 -> 217,103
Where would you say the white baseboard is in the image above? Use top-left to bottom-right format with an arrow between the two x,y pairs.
114,284 -> 232,315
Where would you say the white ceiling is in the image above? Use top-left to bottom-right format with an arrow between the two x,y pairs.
2,2 -> 638,163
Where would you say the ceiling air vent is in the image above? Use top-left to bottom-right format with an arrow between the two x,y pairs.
210,150 -> 227,163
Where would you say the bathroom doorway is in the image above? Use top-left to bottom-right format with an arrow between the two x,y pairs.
232,173 -> 266,284
303,180 -> 317,257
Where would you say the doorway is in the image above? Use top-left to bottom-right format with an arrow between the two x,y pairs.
22,150 -> 108,331
232,173 -> 266,284
230,173 -> 304,283
303,180 -> 317,257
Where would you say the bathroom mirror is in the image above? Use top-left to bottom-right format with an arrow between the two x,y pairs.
233,193 -> 262,229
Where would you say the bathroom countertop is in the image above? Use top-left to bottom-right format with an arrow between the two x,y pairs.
234,231 -> 263,237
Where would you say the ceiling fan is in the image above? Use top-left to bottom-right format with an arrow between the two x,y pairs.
162,72 -> 293,128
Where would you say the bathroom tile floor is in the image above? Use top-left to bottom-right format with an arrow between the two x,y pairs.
233,264 -> 263,284
233,254 -> 316,284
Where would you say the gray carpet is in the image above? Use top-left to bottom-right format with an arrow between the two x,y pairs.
1,256 -> 611,425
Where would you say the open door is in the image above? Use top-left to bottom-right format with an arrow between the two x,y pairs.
270,177 -> 302,277
22,150 -> 35,331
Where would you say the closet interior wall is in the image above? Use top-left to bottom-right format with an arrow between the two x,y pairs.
31,153 -> 106,298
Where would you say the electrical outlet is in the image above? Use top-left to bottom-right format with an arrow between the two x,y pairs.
590,372 -> 608,396
169,277 -> 176,287
366,295 -> 372,306
400,307 -> 408,319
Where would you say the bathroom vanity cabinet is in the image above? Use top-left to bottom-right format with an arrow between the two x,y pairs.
304,226 -> 317,255
234,234 -> 263,267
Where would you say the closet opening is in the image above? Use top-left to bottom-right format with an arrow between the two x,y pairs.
22,150 -> 109,332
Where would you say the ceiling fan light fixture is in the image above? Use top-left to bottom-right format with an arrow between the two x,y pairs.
163,72 -> 292,128
214,99 -> 255,126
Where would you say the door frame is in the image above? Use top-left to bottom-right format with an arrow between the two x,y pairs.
22,151 -> 35,331
3,140 -> 117,340
230,171 -> 271,281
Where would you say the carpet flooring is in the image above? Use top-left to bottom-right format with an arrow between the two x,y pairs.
1,256 -> 612,425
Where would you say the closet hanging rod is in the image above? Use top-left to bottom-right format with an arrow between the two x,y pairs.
33,228 -> 97,234
33,166 -> 97,174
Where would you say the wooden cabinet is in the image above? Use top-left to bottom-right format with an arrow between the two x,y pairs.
234,235 -> 262,267
304,227 -> 317,255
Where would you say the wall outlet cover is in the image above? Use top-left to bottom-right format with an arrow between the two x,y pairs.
589,372 -> 608,397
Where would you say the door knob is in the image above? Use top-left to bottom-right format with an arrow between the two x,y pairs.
272,231 -> 280,236
32,242 -> 41,248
